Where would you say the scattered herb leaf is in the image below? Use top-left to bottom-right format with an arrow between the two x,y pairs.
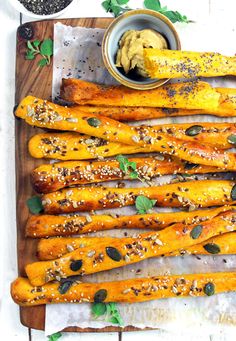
92,302 -> 107,316
144,0 -> 190,23
92,302 -> 124,326
27,196 -> 43,214
47,332 -> 62,341
135,195 -> 156,214
25,38 -> 53,69
102,0 -> 130,17
38,58 -> 48,67
116,155 -> 139,179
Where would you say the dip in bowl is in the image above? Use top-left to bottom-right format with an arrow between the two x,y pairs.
102,9 -> 181,90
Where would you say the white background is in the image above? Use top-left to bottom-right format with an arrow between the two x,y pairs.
0,0 -> 236,340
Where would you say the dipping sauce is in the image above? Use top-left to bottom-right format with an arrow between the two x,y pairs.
116,29 -> 168,78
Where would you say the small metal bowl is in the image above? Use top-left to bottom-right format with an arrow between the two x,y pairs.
102,9 -> 181,90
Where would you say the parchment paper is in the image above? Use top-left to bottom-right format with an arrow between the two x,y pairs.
46,21 -> 236,335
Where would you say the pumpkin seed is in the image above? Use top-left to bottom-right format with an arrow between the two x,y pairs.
106,247 -> 122,262
94,289 -> 107,303
70,259 -> 82,272
204,282 -> 215,296
203,243 -> 221,254
190,225 -> 203,239
58,280 -> 73,295
231,184 -> 236,200
184,162 -> 199,170
227,134 -> 236,145
185,125 -> 203,136
87,117 -> 101,127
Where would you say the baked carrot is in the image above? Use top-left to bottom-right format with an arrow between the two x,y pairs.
41,180 -> 236,214
26,206 -> 230,238
11,272 -> 236,306
25,210 -> 236,286
69,87 -> 236,120
37,231 -> 236,260
15,96 -> 236,169
144,49 -> 236,79
31,156 -> 222,193
61,79 -> 220,109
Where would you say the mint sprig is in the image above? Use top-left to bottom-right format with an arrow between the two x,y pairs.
144,0 -> 190,23
102,0 -> 130,17
101,0 -> 190,23
47,332 -> 62,341
116,155 -> 139,180
135,195 -> 156,214
25,38 -> 53,69
27,196 -> 43,214
92,302 -> 124,326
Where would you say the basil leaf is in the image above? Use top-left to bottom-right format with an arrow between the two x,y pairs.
135,195 -> 156,214
47,332 -> 62,341
40,38 -> 53,57
27,196 -> 43,214
92,302 -> 107,316
144,0 -> 190,23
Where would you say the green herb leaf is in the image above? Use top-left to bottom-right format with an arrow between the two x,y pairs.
144,0 -> 190,23
92,302 -> 107,316
135,195 -> 156,214
40,38 -> 53,57
117,0 -> 129,4
102,0 -> 130,17
144,0 -> 161,11
38,58 -> 48,67
27,40 -> 35,50
25,51 -> 35,60
27,196 -> 43,214
47,332 -> 62,341
116,155 -> 139,180
129,171 -> 139,179
91,302 -> 123,326
33,39 -> 41,47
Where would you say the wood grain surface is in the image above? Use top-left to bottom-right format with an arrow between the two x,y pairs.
15,17 -> 153,333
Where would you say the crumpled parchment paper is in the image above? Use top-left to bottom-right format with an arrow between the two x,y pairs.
46,21 -> 236,335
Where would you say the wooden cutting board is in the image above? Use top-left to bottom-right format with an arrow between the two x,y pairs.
15,17 -> 151,332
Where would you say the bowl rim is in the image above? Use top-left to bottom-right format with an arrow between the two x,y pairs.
8,0 -> 76,19
102,9 -> 181,90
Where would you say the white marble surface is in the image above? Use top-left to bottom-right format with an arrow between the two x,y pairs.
0,0 -> 236,340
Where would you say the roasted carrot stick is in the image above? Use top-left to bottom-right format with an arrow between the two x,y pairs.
60,79 -> 220,109
144,49 -> 236,79
40,180 -> 236,214
16,96 -> 236,169
31,156 -> 223,193
12,272 -> 236,306
25,210 -> 236,286
37,231 -> 236,260
26,206 -> 230,238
